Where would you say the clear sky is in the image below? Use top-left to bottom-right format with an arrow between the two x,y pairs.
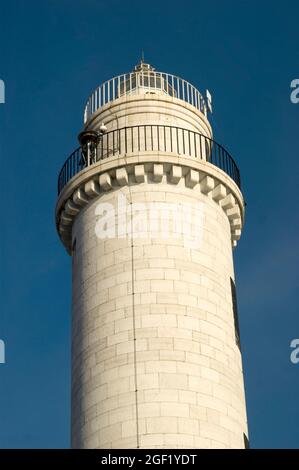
0,0 -> 298,449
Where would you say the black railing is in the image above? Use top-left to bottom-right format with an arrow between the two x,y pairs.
57,125 -> 241,195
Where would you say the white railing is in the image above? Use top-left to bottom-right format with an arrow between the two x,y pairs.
83,71 -> 207,123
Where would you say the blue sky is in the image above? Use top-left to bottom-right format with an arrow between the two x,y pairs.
0,0 -> 298,448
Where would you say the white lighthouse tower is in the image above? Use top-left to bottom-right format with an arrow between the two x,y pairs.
56,61 -> 249,449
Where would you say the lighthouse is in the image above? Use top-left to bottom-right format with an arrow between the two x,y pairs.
56,61 -> 249,449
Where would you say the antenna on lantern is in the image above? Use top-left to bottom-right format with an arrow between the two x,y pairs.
206,89 -> 213,113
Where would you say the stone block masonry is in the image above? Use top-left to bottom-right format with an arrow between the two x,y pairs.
56,63 -> 248,449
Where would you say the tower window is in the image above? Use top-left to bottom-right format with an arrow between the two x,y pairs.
230,277 -> 241,350
72,238 -> 77,255
243,433 -> 250,449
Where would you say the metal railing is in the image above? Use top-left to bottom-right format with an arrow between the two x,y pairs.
57,125 -> 240,195
83,71 -> 207,123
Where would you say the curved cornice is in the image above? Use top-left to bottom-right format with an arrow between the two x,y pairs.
56,152 -> 245,255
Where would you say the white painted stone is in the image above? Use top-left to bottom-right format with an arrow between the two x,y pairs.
57,71 -> 248,450
220,193 -> 235,211
134,165 -> 145,183
227,205 -> 241,220
99,172 -> 112,191
231,218 -> 242,230
65,199 -> 80,216
116,168 -> 128,186
232,229 -> 241,241
200,175 -> 215,194
169,165 -> 182,184
85,180 -> 101,197
61,210 -> 73,225
73,187 -> 89,206
212,184 -> 227,202
185,169 -> 200,188
153,164 -> 163,182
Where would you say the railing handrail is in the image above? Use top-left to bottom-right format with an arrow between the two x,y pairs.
83,71 -> 207,123
57,125 -> 240,195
